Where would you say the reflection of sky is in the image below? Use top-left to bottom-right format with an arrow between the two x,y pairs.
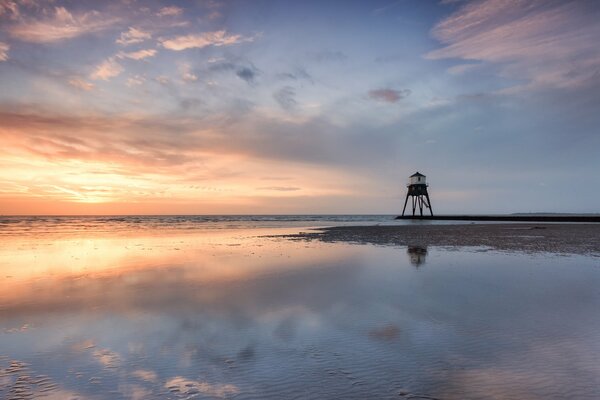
1,1 -> 600,214
1,230 -> 599,399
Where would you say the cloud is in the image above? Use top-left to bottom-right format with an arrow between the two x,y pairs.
236,66 -> 258,84
126,75 -> 145,87
427,0 -> 600,89
91,58 -> 123,81
116,27 -> 151,46
276,67 -> 313,82
179,63 -> 198,82
155,75 -> 170,85
0,42 -> 8,61
204,59 -> 261,84
368,88 -> 411,103
0,1 -> 19,19
258,186 -> 301,191
160,30 -> 253,51
157,6 -> 183,17
117,49 -> 157,60
274,86 -> 297,110
68,77 -> 95,91
7,6 -> 118,43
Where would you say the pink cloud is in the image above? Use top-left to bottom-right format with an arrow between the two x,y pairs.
0,1 -> 19,19
157,6 -> 183,17
427,0 -> 600,89
68,77 -> 95,91
91,58 -> 123,81
8,6 -> 118,43
118,49 -> 157,60
368,88 -> 411,103
0,42 -> 9,61
161,30 -> 253,51
116,27 -> 151,46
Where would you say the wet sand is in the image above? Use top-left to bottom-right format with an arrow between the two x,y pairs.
2,219 -> 600,399
282,223 -> 600,256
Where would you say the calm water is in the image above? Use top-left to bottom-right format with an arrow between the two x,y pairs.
1,217 -> 599,399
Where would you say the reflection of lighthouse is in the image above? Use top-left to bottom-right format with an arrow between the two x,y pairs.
407,246 -> 428,267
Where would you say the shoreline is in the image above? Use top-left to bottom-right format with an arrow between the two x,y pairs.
281,223 -> 600,256
395,215 -> 600,223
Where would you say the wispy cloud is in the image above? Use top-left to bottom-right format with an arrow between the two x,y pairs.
8,6 -> 118,43
126,75 -> 145,87
157,6 -> 183,17
0,42 -> 9,61
116,27 -> 151,46
258,186 -> 301,191
0,1 -> 20,19
274,86 -> 297,110
368,88 -> 411,103
236,66 -> 258,84
91,58 -> 123,81
160,30 -> 253,51
179,63 -> 198,82
117,49 -> 157,60
68,77 -> 95,91
427,0 -> 600,89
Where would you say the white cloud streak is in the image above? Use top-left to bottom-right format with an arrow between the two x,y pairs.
160,30 -> 253,51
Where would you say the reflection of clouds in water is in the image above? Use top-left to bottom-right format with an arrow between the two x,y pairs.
2,324 -> 31,334
1,233 -> 599,399
165,377 -> 239,398
0,358 -> 82,399
368,324 -> 400,341
438,336 -> 600,400
92,349 -> 121,368
118,383 -> 151,400
131,369 -> 158,382
71,339 -> 96,352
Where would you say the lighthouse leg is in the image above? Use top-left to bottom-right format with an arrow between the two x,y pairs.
402,193 -> 410,216
425,193 -> 433,216
412,196 -> 416,216
419,195 -> 424,216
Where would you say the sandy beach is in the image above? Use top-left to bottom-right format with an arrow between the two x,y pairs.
283,223 -> 600,256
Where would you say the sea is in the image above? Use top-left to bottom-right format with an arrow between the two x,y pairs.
0,215 -> 598,399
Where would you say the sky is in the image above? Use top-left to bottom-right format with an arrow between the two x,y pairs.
0,0 -> 599,215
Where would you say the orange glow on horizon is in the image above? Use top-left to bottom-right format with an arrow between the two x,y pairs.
0,121 -> 376,214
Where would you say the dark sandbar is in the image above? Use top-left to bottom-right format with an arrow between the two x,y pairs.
283,223 -> 600,256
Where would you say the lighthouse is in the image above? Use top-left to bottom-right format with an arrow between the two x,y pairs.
402,172 -> 433,217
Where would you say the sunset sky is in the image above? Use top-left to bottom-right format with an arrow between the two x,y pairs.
1,0 -> 599,215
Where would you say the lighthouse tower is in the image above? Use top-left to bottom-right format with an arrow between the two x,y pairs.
402,172 -> 433,217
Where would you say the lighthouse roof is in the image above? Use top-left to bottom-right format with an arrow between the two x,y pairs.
410,172 -> 425,177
